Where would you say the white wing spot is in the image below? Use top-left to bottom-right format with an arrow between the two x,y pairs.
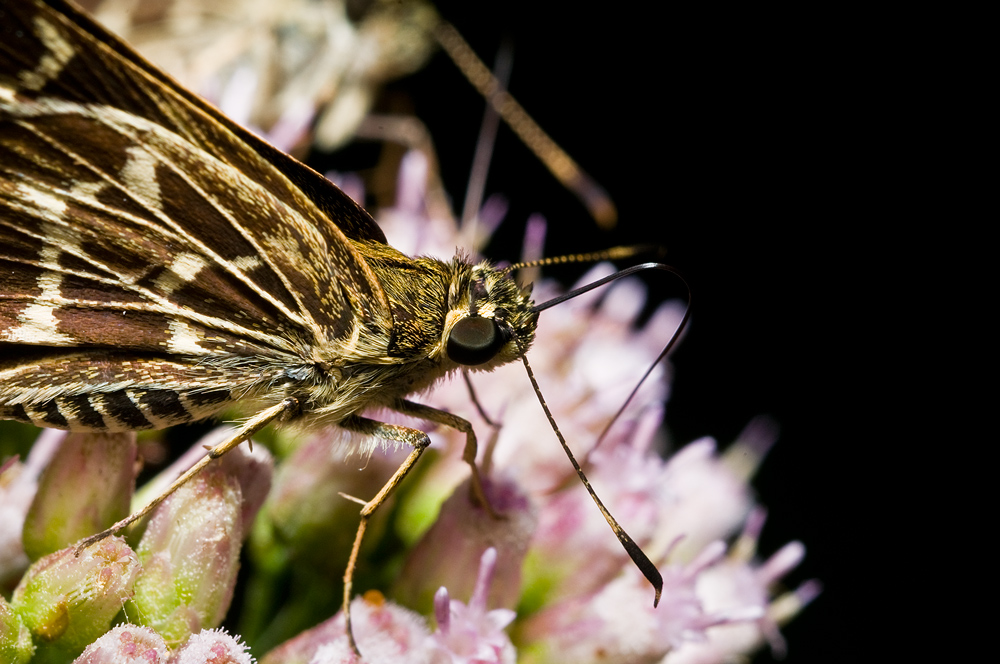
70,180 -> 107,199
38,222 -> 84,269
231,255 -> 264,271
20,17 -> 76,91
2,271 -> 72,344
153,252 -> 208,294
120,146 -> 163,211
167,319 -> 207,354
17,182 -> 67,219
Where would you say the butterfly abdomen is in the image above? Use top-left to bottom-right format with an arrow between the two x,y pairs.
0,382 -> 230,432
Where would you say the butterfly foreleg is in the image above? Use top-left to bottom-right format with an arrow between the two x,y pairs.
394,399 -> 497,517
338,400 -> 496,655
73,397 -> 300,554
337,414 -> 432,655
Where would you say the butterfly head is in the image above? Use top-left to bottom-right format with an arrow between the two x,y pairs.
442,261 -> 537,370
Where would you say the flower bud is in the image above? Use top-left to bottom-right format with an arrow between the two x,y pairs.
127,462 -> 243,648
393,475 -> 535,614
253,428 -> 406,569
10,538 -> 139,663
0,596 -> 34,664
132,430 -> 272,539
22,433 -> 136,560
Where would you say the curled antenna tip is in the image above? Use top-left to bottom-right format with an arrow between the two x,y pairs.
622,536 -> 664,607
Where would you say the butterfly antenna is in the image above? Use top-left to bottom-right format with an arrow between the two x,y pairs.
528,258 -> 681,312
503,244 -> 665,276
514,259 -> 689,604
515,337 -> 663,606
433,20 -> 617,229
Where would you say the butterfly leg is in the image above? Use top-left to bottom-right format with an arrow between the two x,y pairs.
74,397 -> 299,554
338,415 -> 432,655
394,399 -> 497,518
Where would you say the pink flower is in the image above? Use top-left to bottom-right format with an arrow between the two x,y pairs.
171,628 -> 255,664
73,625 -> 169,664
426,548 -> 516,664
0,429 -> 61,590
2,70 -> 817,660
260,593 -> 433,664
663,510 -> 821,663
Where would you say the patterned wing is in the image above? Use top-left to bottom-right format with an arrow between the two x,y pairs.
0,0 -> 394,430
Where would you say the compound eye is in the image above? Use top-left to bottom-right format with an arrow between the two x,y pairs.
447,316 -> 506,365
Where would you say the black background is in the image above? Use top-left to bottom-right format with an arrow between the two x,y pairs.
388,3 -> 858,662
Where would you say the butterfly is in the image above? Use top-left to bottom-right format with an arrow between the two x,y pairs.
0,0 -> 662,653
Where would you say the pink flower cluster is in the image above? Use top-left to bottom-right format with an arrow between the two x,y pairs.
0,124 -> 816,664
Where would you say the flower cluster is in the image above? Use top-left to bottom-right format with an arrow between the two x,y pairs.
90,0 -> 438,154
0,150 -> 816,663
1,3 -> 816,659
0,429 -> 265,663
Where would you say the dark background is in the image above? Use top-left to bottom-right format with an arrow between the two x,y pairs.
362,2 -> 863,662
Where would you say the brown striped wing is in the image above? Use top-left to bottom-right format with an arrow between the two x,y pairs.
0,0 -> 394,430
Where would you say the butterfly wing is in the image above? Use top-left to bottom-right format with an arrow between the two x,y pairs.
0,0 -> 394,430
